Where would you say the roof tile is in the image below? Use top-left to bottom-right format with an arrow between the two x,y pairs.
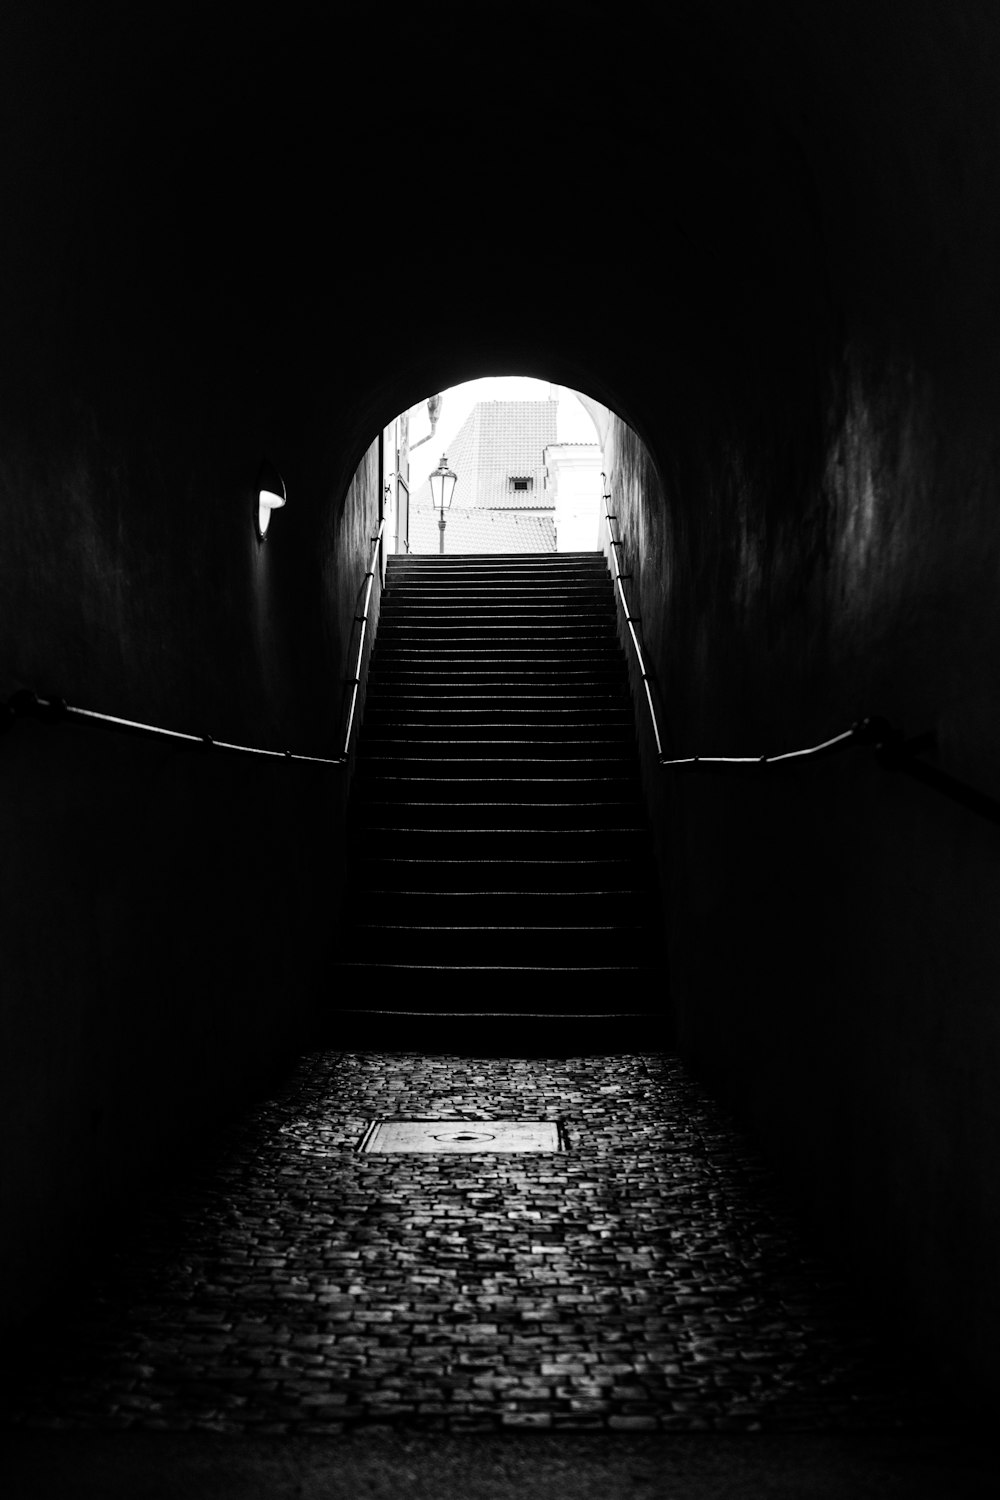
412,400 -> 559,514
408,506 -> 555,555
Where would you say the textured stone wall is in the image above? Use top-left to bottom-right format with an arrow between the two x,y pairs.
604,334 -> 1000,1408
0,58 -> 383,1325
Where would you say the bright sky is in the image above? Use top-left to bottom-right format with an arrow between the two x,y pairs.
406,376 -> 600,492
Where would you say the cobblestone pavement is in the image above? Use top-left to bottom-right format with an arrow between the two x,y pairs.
6,1052 -> 924,1435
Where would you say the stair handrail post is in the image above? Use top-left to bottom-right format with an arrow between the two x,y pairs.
341,517 -> 386,762
602,480 -> 664,761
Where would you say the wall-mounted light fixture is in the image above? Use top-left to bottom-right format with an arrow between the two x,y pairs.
256,457 -> 286,540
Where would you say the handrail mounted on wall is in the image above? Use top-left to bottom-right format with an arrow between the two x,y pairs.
602,486 -> 664,759
340,517 -> 385,761
601,478 -> 1000,828
2,520 -> 389,768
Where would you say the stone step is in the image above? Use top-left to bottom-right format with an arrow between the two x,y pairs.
382,581 -> 614,596
353,799 -> 644,830
357,719 -> 636,742
385,570 -> 607,582
375,623 -> 620,638
366,691 -> 631,711
369,673 -> 628,690
352,827 -> 649,859
335,550 -> 666,1016
319,1011 -> 669,1049
331,961 -> 661,1009
383,592 -> 612,604
364,695 -> 631,711
378,613 -> 616,629
357,747 -> 637,767
340,922 -> 654,967
342,888 -> 655,924
371,659 -> 626,675
383,597 -> 612,609
371,648 -> 625,664
361,711 -> 634,732
387,553 -> 605,569
354,855 -> 654,892
353,774 -> 641,800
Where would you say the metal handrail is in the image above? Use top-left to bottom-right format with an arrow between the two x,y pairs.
341,518 -> 385,760
663,716 -> 1000,827
598,479 -> 1000,827
663,727 -> 857,770
2,519 -> 389,767
603,487 -> 664,759
1,689 -> 342,764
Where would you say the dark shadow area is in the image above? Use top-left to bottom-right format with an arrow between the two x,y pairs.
3,1429 -> 998,1500
5,4 -> 1000,1473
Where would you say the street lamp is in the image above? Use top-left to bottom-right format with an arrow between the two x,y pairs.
428,453 -> 458,554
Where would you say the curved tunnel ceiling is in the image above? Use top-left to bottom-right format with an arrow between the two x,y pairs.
90,4 -> 833,431
8,2 -> 1000,507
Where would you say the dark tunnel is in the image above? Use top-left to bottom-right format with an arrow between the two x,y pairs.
3,1 -> 1000,1486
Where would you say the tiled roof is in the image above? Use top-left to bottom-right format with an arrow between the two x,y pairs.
408,506 -> 555,555
412,400 -> 559,513
407,399 -> 559,554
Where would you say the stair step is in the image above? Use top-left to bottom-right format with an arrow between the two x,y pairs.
332,553 -> 666,1018
359,751 -> 637,770
384,574 -> 611,583
345,889 -> 655,923
358,720 -> 636,742
330,964 -> 664,1020
383,596 -> 612,606
379,605 -> 616,619
334,959 -> 660,982
316,1013 -> 670,1053
377,614 -> 617,623
363,702 -> 632,716
382,588 -> 611,600
367,695 -> 630,712
387,554 -> 605,568
369,683 -> 627,697
353,832 -> 649,863
355,857 -> 654,892
353,802 -> 644,831
353,776 -> 640,799
340,923 -> 654,967
369,666 -> 627,681
371,651 -> 626,665
375,625 -> 620,638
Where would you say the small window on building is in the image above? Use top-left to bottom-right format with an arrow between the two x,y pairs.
509,476 -> 533,493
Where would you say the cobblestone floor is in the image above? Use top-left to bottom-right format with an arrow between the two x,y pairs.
7,1051 -> 924,1435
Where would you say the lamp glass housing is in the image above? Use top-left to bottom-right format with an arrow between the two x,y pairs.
258,489 -> 286,537
256,461 -> 286,540
429,454 -> 458,513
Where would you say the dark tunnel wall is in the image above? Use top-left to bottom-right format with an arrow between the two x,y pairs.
3,0 -> 1000,1401
596,3 -> 1000,1396
0,2 -> 386,1320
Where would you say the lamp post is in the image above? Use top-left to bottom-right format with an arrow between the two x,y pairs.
428,453 -> 458,555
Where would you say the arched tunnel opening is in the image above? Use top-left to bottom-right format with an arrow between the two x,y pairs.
3,3 -> 1000,1493
330,374 -> 672,1032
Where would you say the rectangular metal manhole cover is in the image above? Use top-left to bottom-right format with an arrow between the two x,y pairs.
359,1119 -> 564,1154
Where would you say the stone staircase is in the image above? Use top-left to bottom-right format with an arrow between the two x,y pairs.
335,551 -> 665,1033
